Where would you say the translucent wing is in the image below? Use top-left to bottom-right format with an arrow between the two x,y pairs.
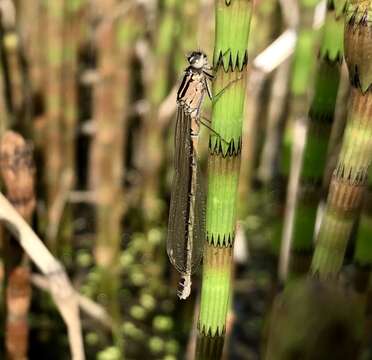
167,107 -> 205,275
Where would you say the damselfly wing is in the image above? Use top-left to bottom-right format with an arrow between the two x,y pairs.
167,107 -> 206,274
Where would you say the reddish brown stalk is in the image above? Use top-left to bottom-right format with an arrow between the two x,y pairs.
20,1 -> 48,149
141,0 -> 178,224
44,0 -> 65,251
89,3 -> 135,334
3,30 -> 24,116
17,0 -> 43,93
62,1 -> 86,188
0,130 -> 36,360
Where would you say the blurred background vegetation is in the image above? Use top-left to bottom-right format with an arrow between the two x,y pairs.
0,0 -> 371,359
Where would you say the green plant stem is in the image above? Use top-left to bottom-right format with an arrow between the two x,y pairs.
289,1 -> 344,276
277,0 -> 324,279
3,30 -> 24,117
142,0 -> 178,224
311,0 -> 372,277
197,0 -> 253,345
91,4 -> 140,355
45,0 -> 64,252
311,88 -> 372,276
91,1 -> 125,352
354,172 -> 372,267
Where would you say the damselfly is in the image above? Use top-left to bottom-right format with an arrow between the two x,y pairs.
167,51 -> 214,299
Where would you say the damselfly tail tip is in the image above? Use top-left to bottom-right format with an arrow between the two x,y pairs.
177,274 -> 192,300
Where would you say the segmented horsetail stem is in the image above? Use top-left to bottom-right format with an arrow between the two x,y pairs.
0,131 -> 35,359
3,30 -> 24,116
142,0 -> 178,223
197,0 -> 253,345
354,169 -> 372,267
352,169 -> 372,293
311,0 -> 372,277
289,0 -> 345,276
62,0 -> 85,189
277,0 -> 322,280
45,0 -> 64,251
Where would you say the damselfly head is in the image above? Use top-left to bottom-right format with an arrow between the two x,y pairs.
187,51 -> 210,70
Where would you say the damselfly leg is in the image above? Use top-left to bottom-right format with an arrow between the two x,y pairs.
200,116 -> 229,145
211,75 -> 244,104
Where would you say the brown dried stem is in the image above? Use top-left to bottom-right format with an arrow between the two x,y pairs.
0,131 -> 35,359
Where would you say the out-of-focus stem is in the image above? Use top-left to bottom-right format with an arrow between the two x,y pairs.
142,0 -> 178,224
90,0 -> 123,326
312,88 -> 372,276
90,3 -> 140,353
311,0 -> 372,277
62,0 -> 85,189
3,30 -> 24,117
0,131 -> 35,360
45,0 -> 65,252
289,1 -> 345,276
278,0 -> 322,280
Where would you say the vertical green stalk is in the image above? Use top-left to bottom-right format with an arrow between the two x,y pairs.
45,0 -> 64,252
311,0 -> 372,277
289,0 -> 345,276
62,0 -> 84,188
197,0 -> 253,346
354,169 -> 372,269
273,0 -> 321,266
91,0 -> 122,346
3,30 -> 24,117
351,169 -> 372,295
0,49 -> 8,135
91,4 -> 139,355
142,0 -> 178,224
56,0 -> 85,251
238,0 -> 281,218
22,0 -> 45,102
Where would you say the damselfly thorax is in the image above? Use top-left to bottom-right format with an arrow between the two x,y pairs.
177,52 -> 213,156
177,72 -> 211,118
